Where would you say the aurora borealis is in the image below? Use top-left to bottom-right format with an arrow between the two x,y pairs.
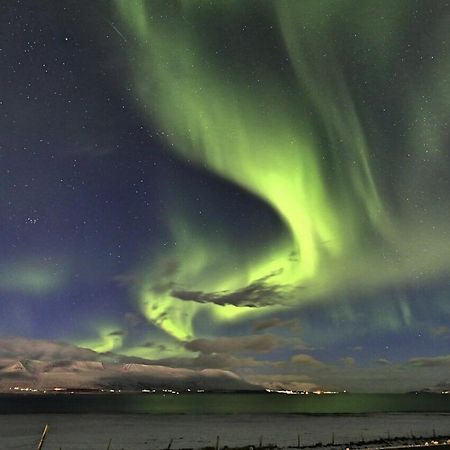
1,0 -> 449,391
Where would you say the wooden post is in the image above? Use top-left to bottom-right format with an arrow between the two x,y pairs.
215,435 -> 220,450
167,438 -> 174,450
106,438 -> 112,450
297,433 -> 300,448
331,432 -> 335,445
37,424 -> 49,450
259,435 -> 263,448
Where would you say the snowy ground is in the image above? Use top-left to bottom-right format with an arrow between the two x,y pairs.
1,413 -> 450,450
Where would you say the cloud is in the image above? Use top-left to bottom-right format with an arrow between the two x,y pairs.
375,358 -> 391,365
171,272 -> 290,307
158,353 -> 267,370
108,330 -> 126,337
9,338 -> 450,393
252,317 -> 301,332
430,326 -> 450,337
0,337 -> 261,392
248,374 -> 318,392
340,357 -> 356,367
193,354 -> 265,369
0,359 -> 260,392
98,366 -> 260,392
0,337 -> 100,361
124,312 -> 144,327
408,355 -> 450,367
114,273 -> 141,287
0,337 -> 154,367
430,380 -> 450,391
185,335 -> 281,354
140,341 -> 167,352
290,354 -> 323,366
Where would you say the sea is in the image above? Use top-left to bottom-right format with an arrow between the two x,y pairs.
1,393 -> 450,450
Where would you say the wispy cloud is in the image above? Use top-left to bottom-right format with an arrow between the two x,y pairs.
185,335 -> 281,354
290,354 -> 323,366
252,317 -> 301,332
171,272 -> 290,307
408,355 -> 450,367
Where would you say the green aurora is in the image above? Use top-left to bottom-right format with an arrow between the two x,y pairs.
1,0 -> 450,393
106,0 -> 450,347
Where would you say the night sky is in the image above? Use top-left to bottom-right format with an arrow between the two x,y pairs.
1,0 -> 450,392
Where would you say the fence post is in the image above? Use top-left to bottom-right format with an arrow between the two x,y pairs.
37,424 -> 49,450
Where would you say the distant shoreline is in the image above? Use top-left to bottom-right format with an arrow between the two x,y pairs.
1,390 -> 449,395
0,392 -> 450,416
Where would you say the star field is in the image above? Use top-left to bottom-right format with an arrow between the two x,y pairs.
0,0 -> 449,392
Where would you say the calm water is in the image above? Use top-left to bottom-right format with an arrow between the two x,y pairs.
1,393 -> 450,414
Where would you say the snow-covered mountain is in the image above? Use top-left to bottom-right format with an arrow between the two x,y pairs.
0,338 -> 261,392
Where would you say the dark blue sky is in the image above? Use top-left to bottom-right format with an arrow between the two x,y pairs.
1,0 -> 449,392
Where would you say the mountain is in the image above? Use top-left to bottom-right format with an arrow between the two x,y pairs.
0,337 -> 262,392
0,360 -> 28,374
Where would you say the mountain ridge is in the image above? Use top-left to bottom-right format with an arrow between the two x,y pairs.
0,357 -> 261,392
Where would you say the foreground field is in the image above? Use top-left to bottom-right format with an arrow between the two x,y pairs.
2,413 -> 450,450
